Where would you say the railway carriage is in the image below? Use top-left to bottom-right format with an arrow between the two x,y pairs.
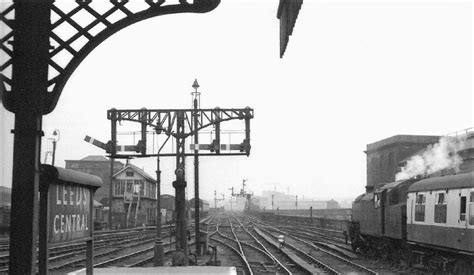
406,172 -> 474,271
351,172 -> 474,273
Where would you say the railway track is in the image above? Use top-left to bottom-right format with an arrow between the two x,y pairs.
210,231 -> 250,275
252,215 -> 409,274
211,214 -> 328,274
50,230 -> 176,273
229,215 -> 289,274
0,226 -> 160,253
278,224 -> 347,245
258,226 -> 377,274
241,215 -> 386,274
0,228 -> 159,272
0,217 -> 212,273
230,215 -> 310,275
93,216 -> 215,269
53,225 -> 203,273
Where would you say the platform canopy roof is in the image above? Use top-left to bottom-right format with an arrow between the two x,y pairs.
277,0 -> 303,58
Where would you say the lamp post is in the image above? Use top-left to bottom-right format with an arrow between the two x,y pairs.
52,129 -> 60,166
153,155 -> 164,266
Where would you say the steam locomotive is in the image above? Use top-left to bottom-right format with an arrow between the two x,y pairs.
351,171 -> 474,273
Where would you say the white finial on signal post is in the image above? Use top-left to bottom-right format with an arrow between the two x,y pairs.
192,78 -> 200,91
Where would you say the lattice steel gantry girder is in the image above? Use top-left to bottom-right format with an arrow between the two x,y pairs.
0,1 -> 220,273
108,107 -> 253,151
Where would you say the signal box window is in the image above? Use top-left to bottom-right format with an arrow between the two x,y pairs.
126,180 -> 134,193
434,193 -> 447,223
133,180 -> 144,196
126,171 -> 134,177
415,194 -> 426,222
470,192 -> 474,225
114,180 -> 125,196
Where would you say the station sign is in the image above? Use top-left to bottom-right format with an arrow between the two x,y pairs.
39,165 -> 102,274
48,183 -> 92,244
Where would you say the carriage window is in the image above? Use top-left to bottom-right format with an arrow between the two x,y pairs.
434,193 -> 447,223
415,194 -> 426,222
470,192 -> 474,225
460,196 -> 467,221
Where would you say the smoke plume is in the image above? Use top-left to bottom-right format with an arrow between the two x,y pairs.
395,135 -> 466,180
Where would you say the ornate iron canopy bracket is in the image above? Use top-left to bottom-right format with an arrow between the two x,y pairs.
1,0 -> 220,115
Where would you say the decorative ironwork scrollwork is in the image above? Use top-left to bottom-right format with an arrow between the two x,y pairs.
1,0 -> 220,114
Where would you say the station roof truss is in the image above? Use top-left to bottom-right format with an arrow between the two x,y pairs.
277,0 -> 303,58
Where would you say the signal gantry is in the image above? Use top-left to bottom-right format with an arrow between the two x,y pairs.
85,84 -> 253,265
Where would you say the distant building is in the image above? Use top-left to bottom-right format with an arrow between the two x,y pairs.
365,135 -> 439,191
65,155 -> 124,206
259,190 -> 340,210
65,155 -> 157,229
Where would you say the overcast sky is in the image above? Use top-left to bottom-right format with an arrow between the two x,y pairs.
1,0 -> 472,203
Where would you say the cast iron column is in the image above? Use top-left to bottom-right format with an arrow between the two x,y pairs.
8,2 -> 50,274
153,156 -> 164,266
109,109 -> 117,229
173,111 -> 188,265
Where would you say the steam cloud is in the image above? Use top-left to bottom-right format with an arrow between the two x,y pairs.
395,135 -> 466,180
